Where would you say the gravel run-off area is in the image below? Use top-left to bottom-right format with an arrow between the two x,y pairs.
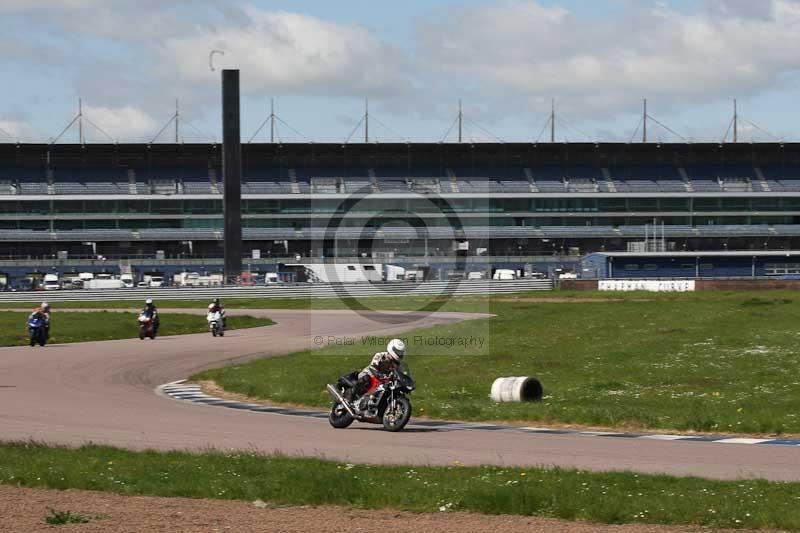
0,485 -> 765,533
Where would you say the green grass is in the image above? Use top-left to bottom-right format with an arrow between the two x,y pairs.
194,291 -> 800,435
0,295 -> 463,311
0,442 -> 798,530
43,508 -> 96,525
0,311 -> 273,346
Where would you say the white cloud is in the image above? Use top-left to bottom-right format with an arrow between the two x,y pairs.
418,0 -> 800,120
0,118 -> 37,142
0,0 -> 102,12
3,2 -> 411,139
0,0 -> 225,41
3,2 -> 409,97
157,7 -> 410,97
5,0 -> 800,141
81,105 -> 159,142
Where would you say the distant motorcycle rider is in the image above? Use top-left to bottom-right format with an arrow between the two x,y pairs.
208,298 -> 226,327
141,298 -> 159,334
347,339 -> 406,404
29,302 -> 51,339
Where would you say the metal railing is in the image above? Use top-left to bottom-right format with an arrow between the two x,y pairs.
0,278 -> 554,303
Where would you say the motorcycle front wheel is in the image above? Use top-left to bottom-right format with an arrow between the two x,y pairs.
328,402 -> 354,429
382,396 -> 412,432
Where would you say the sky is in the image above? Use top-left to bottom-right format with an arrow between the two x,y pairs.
1,0 -> 800,144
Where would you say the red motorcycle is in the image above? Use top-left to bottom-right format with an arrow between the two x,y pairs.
326,364 -> 416,432
138,313 -> 156,340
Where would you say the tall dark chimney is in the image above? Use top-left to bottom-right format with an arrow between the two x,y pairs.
222,69 -> 242,283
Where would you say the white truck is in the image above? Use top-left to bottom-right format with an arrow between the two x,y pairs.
85,278 -> 124,289
174,272 -> 223,287
492,269 -> 517,280
43,273 -> 60,290
143,275 -> 165,288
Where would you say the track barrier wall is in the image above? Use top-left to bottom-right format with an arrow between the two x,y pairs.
562,279 -> 800,291
0,279 -> 553,303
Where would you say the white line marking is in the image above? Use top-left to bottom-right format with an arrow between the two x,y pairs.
638,434 -> 690,441
714,438 -> 771,445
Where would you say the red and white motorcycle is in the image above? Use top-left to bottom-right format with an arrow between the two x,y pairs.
326,364 -> 416,432
206,310 -> 224,337
138,313 -> 156,340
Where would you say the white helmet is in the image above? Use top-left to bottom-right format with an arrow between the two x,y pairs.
41,302 -> 50,310
208,303 -> 215,310
387,338 -> 406,362
145,298 -> 153,305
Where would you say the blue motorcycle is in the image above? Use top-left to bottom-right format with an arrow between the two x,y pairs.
27,316 -> 47,347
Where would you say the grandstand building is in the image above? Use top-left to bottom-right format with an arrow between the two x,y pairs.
1,141 -> 800,272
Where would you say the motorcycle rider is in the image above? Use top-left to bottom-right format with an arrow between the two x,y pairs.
347,338 -> 406,405
140,298 -> 159,335
29,302 -> 51,339
208,298 -> 226,327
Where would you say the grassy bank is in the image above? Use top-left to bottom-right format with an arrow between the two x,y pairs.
0,311 -> 273,346
0,295 -> 461,311
0,442 -> 797,530
194,291 -> 800,435
0,288 -> 618,311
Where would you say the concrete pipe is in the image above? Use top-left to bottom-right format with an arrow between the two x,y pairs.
490,376 -> 543,402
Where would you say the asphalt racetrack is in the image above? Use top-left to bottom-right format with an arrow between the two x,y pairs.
1,308 -> 798,481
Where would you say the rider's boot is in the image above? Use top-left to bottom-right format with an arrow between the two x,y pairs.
344,388 -> 359,406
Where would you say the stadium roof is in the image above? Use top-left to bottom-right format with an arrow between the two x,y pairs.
2,141 -> 800,166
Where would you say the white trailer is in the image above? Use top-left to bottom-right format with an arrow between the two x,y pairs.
383,264 -> 406,281
300,263 -> 383,283
85,278 -> 124,289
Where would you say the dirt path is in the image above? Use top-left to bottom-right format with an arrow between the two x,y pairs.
0,485 -> 747,533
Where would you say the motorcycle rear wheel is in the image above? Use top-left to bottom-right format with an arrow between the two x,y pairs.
328,402 -> 354,429
382,396 -> 412,432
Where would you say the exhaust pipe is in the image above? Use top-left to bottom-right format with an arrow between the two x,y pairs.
326,384 -> 356,417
